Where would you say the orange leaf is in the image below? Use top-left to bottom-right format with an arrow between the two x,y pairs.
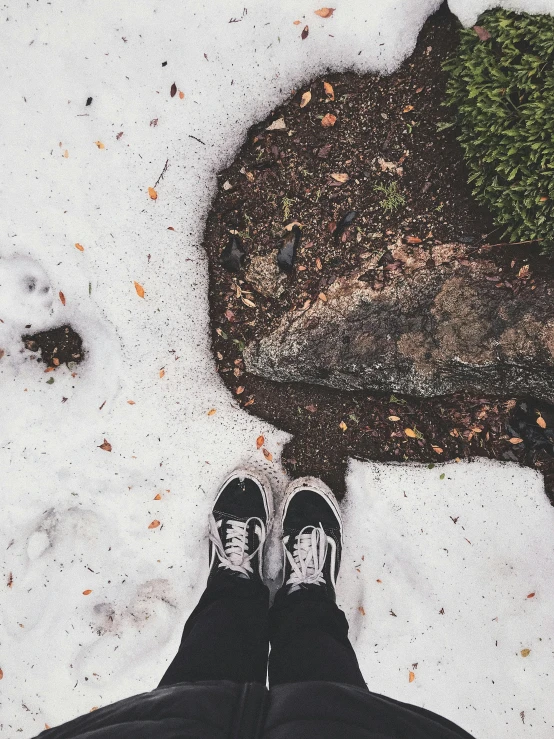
82,589 -> 92,595
520,648 -> 531,657
323,81 -> 335,100
404,428 -> 416,438
0,668 -> 3,679
318,292 -> 327,302
63,150 -> 69,158
409,671 -> 415,683
207,408 -> 217,416
127,400 -> 136,405
402,105 -> 414,113
527,592 -> 535,598
148,519 -> 161,529
262,448 -> 273,461
537,415 -> 546,429
388,415 -> 400,421
300,91 -> 312,108
75,242 -> 85,252
94,141 -> 105,149
406,236 -> 422,244
321,113 -> 337,127
59,291 -> 66,306
148,187 -> 158,200
358,606 -> 365,615
293,20 -> 301,25
98,439 -> 112,452
134,281 -> 145,298
159,369 -> 165,379
154,493 -> 162,500
45,724 -> 50,730
256,435 -> 264,449
509,437 -> 523,444
236,386 -> 245,395
314,7 -> 335,17
432,445 -> 444,454
339,421 -> 347,431
179,91 -> 184,99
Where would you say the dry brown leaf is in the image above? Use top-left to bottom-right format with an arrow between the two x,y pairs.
44,724 -> 50,730
509,437 -> 523,444
323,81 -> 335,100
404,428 -> 417,438
75,242 -> 85,252
330,172 -> 349,183
170,82 -> 177,97
153,493 -> 162,501
127,400 -> 136,405
262,448 -> 273,461
159,368 -> 165,379
301,25 -> 309,39
168,226 -> 176,231
148,187 -> 158,200
432,445 -> 444,454
537,414 -> 546,429
59,291 -> 66,306
300,91 -> 312,108
207,408 -> 217,416
358,606 -> 365,616
98,439 -> 112,452
527,592 -> 536,598
94,141 -> 105,149
148,519 -> 161,529
82,589 -> 92,595
402,105 -> 414,113
388,415 -> 400,421
339,421 -> 347,431
7,572 -> 13,588
315,7 -> 335,17
256,435 -> 265,449
236,386 -> 245,395
409,671 -> 415,683
316,257 -> 323,270
406,236 -> 422,244
0,668 -> 4,680
134,281 -> 145,298
305,404 -> 317,413
521,648 -> 531,658
318,292 -> 327,302
473,25 -> 491,41
242,297 -> 256,308
321,113 -> 337,127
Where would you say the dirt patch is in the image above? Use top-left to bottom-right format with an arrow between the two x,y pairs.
23,325 -> 84,369
202,4 -> 554,503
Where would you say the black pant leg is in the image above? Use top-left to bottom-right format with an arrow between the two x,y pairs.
268,586 -> 368,689
158,573 -> 270,686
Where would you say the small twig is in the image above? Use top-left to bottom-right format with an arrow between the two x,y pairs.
188,134 -> 206,145
154,158 -> 170,187
486,238 -> 543,248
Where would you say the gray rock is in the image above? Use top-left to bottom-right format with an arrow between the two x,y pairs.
246,254 -> 287,299
244,243 -> 554,400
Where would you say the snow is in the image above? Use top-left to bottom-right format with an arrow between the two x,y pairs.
1,1 -> 553,737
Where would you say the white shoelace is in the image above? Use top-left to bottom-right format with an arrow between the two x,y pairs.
285,524 -> 328,592
208,513 -> 264,577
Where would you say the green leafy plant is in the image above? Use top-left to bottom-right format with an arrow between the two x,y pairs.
443,9 -> 554,250
374,181 -> 406,213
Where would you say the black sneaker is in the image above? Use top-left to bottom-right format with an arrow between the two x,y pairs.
208,469 -> 273,583
280,477 -> 343,601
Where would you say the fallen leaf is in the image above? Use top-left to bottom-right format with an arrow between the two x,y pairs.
59,291 -> 66,306
300,91 -> 312,108
82,589 -> 93,596
432,446 -> 444,454
330,172 -> 349,183
316,257 -> 323,270
0,668 -> 4,679
305,404 -> 317,413
98,439 -> 112,452
518,264 -> 530,279
323,81 -> 335,100
94,141 -> 105,149
540,196 -> 549,202
509,437 -> 523,444
7,572 -> 13,588
406,236 -> 422,244
236,386 -> 245,395
301,25 -> 309,39
388,415 -> 400,421
159,369 -> 165,379
520,648 -> 531,658
358,606 -> 365,616
536,414 -> 546,429
473,25 -> 491,41
179,90 -> 184,99
170,82 -> 177,97
45,724 -> 50,730
318,143 -> 333,158
404,428 -> 416,438
207,408 -> 217,416
148,520 -> 161,529
63,150 -> 69,158
266,117 -> 287,131
293,20 -> 301,26
262,448 -> 273,461
402,105 -> 414,113
167,226 -> 175,231
318,292 -> 327,302
127,400 -> 136,405
134,281 -> 145,298
154,493 -> 162,500
527,592 -> 535,598
75,242 -> 85,252
321,113 -> 337,127
315,7 -> 335,17
256,435 -> 265,449
148,186 -> 158,200
242,297 -> 256,308
339,421 -> 347,431
409,671 -> 415,683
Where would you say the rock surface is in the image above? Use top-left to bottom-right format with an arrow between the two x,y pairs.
244,243 -> 554,400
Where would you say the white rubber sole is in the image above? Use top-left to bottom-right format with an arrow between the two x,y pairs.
280,475 -> 343,544
215,467 -> 274,530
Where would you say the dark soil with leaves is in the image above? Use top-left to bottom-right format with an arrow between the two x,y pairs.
202,4 -> 554,504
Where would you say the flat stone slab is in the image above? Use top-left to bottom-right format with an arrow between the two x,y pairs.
244,243 -> 554,400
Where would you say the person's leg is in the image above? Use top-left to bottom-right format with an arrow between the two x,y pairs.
158,470 -> 273,687
268,478 -> 367,690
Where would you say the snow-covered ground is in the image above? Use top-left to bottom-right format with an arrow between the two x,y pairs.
1,1 -> 554,737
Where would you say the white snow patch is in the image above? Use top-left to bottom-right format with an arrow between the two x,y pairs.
1,1 -> 553,737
